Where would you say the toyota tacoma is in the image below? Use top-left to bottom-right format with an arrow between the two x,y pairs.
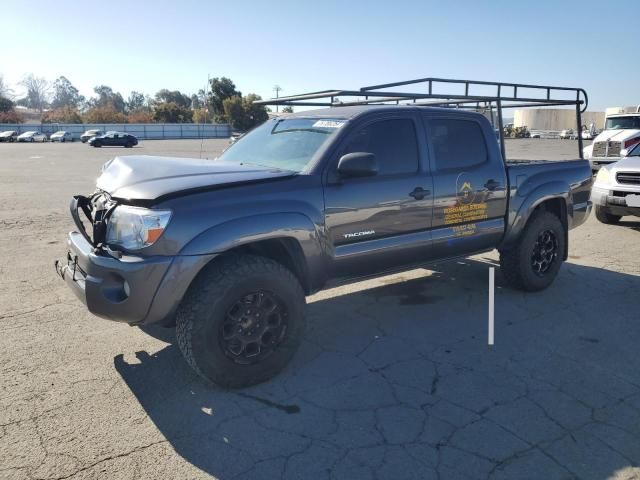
56,103 -> 593,388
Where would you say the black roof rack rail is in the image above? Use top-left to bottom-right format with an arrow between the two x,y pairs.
254,77 -> 588,159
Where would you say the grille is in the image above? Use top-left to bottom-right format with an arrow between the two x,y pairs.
607,141 -> 621,157
592,141 -> 607,156
616,172 -> 640,186
592,141 -> 622,157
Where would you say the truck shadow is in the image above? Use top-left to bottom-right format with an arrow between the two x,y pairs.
115,259 -> 640,479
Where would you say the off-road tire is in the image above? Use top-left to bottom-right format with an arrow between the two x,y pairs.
175,254 -> 306,388
500,211 -> 565,291
594,205 -> 621,225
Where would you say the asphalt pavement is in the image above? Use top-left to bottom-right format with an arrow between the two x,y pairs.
1,138 -> 639,480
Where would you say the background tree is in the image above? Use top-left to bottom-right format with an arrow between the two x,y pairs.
208,77 -> 240,122
83,106 -> 128,123
0,110 -> 23,123
223,94 -> 268,131
51,76 -> 84,109
153,102 -> 192,123
42,106 -> 83,123
0,74 -> 14,99
126,91 -> 148,113
19,74 -> 50,113
154,89 -> 191,108
222,96 -> 244,129
127,110 -> 155,123
281,106 -> 294,114
0,96 -> 13,113
243,93 -> 268,126
192,108 -> 208,123
89,85 -> 126,113
0,94 -> 22,123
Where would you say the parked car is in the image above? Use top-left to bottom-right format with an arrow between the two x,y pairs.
50,131 -> 74,142
591,143 -> 640,223
583,113 -> 640,171
580,130 -> 593,140
17,131 -> 48,142
559,129 -> 575,139
56,104 -> 593,388
80,129 -> 103,143
88,131 -> 137,148
0,130 -> 18,142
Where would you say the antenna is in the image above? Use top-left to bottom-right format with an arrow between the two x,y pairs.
273,85 -> 282,113
200,73 -> 210,159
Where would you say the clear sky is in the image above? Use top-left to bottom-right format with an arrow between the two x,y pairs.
1,0 -> 638,112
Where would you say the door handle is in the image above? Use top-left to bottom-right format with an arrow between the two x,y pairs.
409,187 -> 430,200
484,179 -> 501,191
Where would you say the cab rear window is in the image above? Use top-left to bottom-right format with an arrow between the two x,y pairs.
427,118 -> 488,170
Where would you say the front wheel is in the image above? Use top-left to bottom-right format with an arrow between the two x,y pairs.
500,211 -> 566,291
176,254 -> 306,388
595,205 -> 621,224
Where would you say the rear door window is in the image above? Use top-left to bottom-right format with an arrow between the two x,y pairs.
343,118 -> 419,176
427,118 -> 488,170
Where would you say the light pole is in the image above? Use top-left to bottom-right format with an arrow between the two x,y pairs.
273,85 -> 282,113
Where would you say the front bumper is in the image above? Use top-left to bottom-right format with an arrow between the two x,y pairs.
590,157 -> 622,171
56,231 -> 217,325
591,186 -> 640,217
56,231 -> 174,324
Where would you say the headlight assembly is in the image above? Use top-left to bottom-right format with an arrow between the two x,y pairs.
594,168 -> 612,187
105,205 -> 172,251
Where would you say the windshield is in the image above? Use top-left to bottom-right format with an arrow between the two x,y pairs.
54,131 -> 65,135
605,116 -> 640,130
217,118 -> 345,172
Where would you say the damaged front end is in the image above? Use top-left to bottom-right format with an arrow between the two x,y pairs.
54,190 -> 176,325
69,191 -> 119,250
55,190 -> 118,282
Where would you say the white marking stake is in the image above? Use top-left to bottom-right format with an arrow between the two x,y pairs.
488,267 -> 495,345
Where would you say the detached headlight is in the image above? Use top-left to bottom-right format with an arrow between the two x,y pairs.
105,206 -> 172,250
595,168 -> 612,187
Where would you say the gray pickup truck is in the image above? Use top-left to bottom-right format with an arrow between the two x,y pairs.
56,98 -> 592,387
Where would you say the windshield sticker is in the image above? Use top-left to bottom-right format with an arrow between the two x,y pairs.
313,120 -> 345,129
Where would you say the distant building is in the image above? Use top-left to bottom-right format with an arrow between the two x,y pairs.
513,108 -> 605,131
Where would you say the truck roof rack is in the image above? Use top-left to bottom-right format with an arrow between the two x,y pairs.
254,77 -> 588,160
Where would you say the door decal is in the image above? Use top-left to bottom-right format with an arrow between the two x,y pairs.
443,173 -> 488,227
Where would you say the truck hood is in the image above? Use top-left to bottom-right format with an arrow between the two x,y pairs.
96,155 -> 295,201
606,155 -> 640,173
594,129 -> 640,142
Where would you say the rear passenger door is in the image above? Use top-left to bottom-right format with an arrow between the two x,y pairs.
423,114 -> 508,258
323,113 -> 434,277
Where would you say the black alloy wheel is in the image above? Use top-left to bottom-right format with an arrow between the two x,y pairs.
531,229 -> 558,276
220,291 -> 288,365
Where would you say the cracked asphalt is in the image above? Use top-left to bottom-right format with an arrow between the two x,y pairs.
1,139 -> 639,479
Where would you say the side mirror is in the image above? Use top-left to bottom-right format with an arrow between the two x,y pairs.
337,152 -> 378,178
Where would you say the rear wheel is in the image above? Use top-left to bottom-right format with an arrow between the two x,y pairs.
176,254 -> 306,388
595,205 -> 621,224
500,211 -> 565,291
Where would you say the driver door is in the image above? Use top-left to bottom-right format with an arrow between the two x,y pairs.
323,114 -> 434,278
